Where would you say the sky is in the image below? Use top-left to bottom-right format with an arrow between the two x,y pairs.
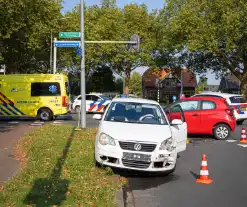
62,0 -> 220,85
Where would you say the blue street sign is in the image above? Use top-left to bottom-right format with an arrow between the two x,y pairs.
172,95 -> 177,101
76,48 -> 82,56
54,41 -> 81,48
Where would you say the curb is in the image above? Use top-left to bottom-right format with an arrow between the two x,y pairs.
115,188 -> 125,207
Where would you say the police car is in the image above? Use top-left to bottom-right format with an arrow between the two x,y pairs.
72,93 -> 111,114
193,92 -> 247,124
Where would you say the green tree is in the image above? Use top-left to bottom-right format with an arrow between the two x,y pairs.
195,77 -> 207,94
0,0 -> 62,73
129,71 -> 142,97
60,3 -> 157,95
90,65 -> 115,92
160,0 -> 247,98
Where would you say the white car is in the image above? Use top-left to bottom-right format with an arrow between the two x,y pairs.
72,93 -> 111,113
193,92 -> 247,124
93,98 -> 187,173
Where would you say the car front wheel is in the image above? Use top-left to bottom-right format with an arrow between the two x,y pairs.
213,124 -> 231,140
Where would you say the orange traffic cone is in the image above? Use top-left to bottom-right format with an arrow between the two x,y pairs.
240,128 -> 247,144
195,154 -> 213,184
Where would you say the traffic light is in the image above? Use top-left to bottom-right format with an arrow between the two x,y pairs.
129,34 -> 140,52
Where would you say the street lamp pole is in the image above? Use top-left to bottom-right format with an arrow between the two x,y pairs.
50,31 -> 53,73
80,0 -> 86,129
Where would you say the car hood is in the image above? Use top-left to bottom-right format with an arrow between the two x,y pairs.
99,121 -> 172,143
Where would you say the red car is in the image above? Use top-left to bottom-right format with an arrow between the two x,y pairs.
164,97 -> 236,140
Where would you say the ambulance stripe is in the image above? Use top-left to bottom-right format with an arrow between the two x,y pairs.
0,98 -> 7,105
2,104 -> 18,115
9,104 -> 25,115
0,106 -> 11,115
0,92 -> 14,105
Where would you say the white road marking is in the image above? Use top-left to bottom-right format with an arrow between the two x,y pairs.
30,123 -> 43,126
8,121 -> 18,123
237,144 -> 247,148
226,140 -> 238,143
53,121 -> 64,124
34,121 -> 44,124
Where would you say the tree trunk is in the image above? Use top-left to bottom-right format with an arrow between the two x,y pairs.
124,67 -> 131,95
240,81 -> 247,101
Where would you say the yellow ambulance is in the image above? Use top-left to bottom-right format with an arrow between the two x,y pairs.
0,74 -> 70,121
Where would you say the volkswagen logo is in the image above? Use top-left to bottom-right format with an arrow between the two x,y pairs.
134,143 -> 142,151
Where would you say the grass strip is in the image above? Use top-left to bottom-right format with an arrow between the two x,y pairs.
0,124 -> 127,207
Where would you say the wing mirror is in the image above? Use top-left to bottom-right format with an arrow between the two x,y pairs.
171,119 -> 183,125
93,114 -> 102,120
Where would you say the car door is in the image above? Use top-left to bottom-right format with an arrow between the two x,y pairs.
179,100 -> 201,134
86,95 -> 93,112
169,104 -> 187,153
199,100 -> 218,133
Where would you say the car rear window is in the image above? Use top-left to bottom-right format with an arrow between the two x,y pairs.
229,96 -> 245,103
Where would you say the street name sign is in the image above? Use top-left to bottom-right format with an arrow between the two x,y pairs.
54,41 -> 81,48
59,32 -> 81,38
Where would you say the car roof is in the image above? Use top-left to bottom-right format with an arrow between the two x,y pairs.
76,93 -> 102,97
194,92 -> 242,98
185,96 -> 226,101
113,98 -> 159,105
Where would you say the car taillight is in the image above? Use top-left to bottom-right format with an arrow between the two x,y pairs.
62,96 -> 67,107
225,109 -> 234,117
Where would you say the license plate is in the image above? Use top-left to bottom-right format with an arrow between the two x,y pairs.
122,152 -> 151,162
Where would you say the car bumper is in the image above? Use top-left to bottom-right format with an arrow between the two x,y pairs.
95,144 -> 177,172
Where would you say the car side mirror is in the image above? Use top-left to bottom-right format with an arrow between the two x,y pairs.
97,98 -> 102,102
171,119 -> 183,125
93,114 -> 102,120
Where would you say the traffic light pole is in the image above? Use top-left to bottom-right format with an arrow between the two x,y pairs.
80,0 -> 86,129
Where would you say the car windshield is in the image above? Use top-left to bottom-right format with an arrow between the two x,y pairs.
229,96 -> 245,103
100,95 -> 110,100
104,102 -> 168,125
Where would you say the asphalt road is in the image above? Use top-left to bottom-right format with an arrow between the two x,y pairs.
120,124 -> 247,207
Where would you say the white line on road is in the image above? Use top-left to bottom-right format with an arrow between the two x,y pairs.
237,144 -> 247,148
8,121 -> 18,123
226,140 -> 238,143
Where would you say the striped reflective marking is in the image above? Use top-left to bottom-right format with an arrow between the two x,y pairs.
200,170 -> 209,175
0,106 -> 11,115
10,104 -> 25,115
0,92 -> 14,105
2,104 -> 18,115
96,101 -> 106,112
0,97 -> 7,105
201,161 -> 207,166
88,101 -> 97,111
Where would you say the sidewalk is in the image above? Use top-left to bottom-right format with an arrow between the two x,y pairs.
0,123 -> 34,184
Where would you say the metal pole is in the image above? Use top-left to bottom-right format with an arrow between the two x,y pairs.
80,0 -> 86,129
157,83 -> 160,103
50,31 -> 53,73
53,38 -> 57,74
180,69 -> 183,96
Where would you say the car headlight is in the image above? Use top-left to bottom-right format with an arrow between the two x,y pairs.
159,137 -> 174,151
99,133 -> 116,146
